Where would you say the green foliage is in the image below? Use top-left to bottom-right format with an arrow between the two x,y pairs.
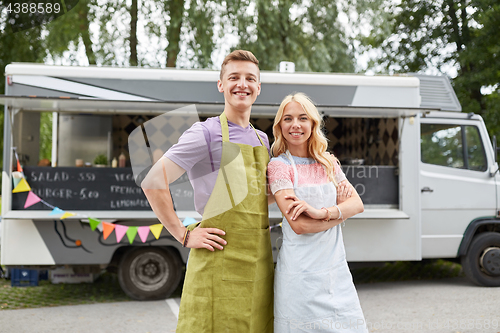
421,124 -> 464,169
164,0 -> 185,67
351,260 -> 464,284
93,154 -> 108,165
39,112 -> 53,161
227,0 -> 355,72
44,0 -> 97,64
0,272 -> 131,310
93,0 -> 129,66
1,0 -> 358,177
0,16 -> 46,176
360,0 -> 500,136
185,0 -> 216,68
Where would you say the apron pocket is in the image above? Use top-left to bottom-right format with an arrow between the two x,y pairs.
222,228 -> 270,281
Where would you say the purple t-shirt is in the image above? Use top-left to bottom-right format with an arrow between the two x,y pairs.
164,116 -> 270,215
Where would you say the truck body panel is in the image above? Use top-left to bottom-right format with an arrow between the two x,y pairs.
2,63 -> 499,294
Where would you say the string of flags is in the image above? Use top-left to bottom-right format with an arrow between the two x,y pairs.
11,151 -> 198,244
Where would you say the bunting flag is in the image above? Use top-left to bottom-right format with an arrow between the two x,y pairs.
102,222 -> 115,240
150,224 -> 163,239
60,212 -> 76,219
10,153 -> 198,244
12,178 -> 31,193
115,225 -> 128,243
138,226 -> 150,243
49,207 -> 65,216
89,218 -> 101,231
24,191 -> 42,208
126,227 -> 138,244
12,172 -> 23,188
183,217 -> 197,226
12,177 -> 22,188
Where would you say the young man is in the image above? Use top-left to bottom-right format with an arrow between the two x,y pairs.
141,50 -> 274,332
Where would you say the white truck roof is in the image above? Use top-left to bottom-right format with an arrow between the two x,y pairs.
2,63 -> 461,115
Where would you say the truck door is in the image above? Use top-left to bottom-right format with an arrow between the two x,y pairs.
419,116 -> 496,258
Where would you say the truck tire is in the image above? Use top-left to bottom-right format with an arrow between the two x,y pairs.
461,232 -> 500,287
118,247 -> 183,300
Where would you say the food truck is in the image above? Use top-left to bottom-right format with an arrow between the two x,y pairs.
1,63 -> 500,300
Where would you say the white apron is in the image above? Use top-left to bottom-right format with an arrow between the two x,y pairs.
274,151 -> 368,333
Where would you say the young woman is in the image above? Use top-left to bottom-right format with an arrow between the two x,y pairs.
268,93 -> 368,332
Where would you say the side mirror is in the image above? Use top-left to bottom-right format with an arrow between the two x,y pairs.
489,164 -> 499,177
492,135 -> 500,164
493,135 -> 497,163
490,135 -> 499,177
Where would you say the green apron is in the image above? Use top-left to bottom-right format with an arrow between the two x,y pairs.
176,113 -> 274,333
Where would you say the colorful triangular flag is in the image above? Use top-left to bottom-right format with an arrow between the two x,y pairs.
49,207 -> 65,216
12,178 -> 31,193
24,191 -> 41,208
89,218 -> 101,231
12,172 -> 24,188
137,226 -> 150,243
126,227 -> 138,244
115,225 -> 128,243
183,217 -> 197,226
150,224 -> 163,239
17,160 -> 23,173
60,212 -> 76,219
102,222 -> 115,240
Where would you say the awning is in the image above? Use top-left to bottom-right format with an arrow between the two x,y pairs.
0,95 -> 431,118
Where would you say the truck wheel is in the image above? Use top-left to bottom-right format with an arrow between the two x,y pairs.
461,232 -> 500,287
118,247 -> 183,300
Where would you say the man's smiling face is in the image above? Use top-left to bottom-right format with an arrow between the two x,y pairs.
217,60 -> 261,113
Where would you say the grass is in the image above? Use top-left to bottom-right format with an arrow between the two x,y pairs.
0,272 -> 131,310
0,259 -> 464,311
350,259 -> 465,284
0,267 -> 185,311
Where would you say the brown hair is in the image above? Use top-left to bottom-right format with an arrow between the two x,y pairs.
220,50 -> 260,80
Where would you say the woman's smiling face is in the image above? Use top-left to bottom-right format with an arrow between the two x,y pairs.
280,101 -> 312,156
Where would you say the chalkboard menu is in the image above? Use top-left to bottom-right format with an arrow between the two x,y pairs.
11,167 -> 183,211
12,165 -> 397,211
342,165 -> 398,205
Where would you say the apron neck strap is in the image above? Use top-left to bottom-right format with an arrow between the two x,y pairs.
249,123 -> 265,146
219,112 -> 264,146
220,112 -> 230,142
285,150 -> 299,187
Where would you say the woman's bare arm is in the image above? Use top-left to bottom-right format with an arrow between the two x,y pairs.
267,184 -> 276,205
274,184 -> 364,235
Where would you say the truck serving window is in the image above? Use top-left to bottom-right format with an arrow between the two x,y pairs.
420,124 -> 487,171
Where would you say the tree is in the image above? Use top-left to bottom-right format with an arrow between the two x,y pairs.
44,0 -> 97,64
0,15 -> 46,175
0,0 -> 363,175
185,0 -> 216,68
130,0 -> 138,66
227,0 -> 355,72
359,0 -> 500,134
165,0 -> 185,67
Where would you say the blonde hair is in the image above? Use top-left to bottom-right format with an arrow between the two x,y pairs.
220,50 -> 260,80
271,92 -> 340,186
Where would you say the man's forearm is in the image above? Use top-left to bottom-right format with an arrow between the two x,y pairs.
143,188 -> 185,243
141,156 -> 187,243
